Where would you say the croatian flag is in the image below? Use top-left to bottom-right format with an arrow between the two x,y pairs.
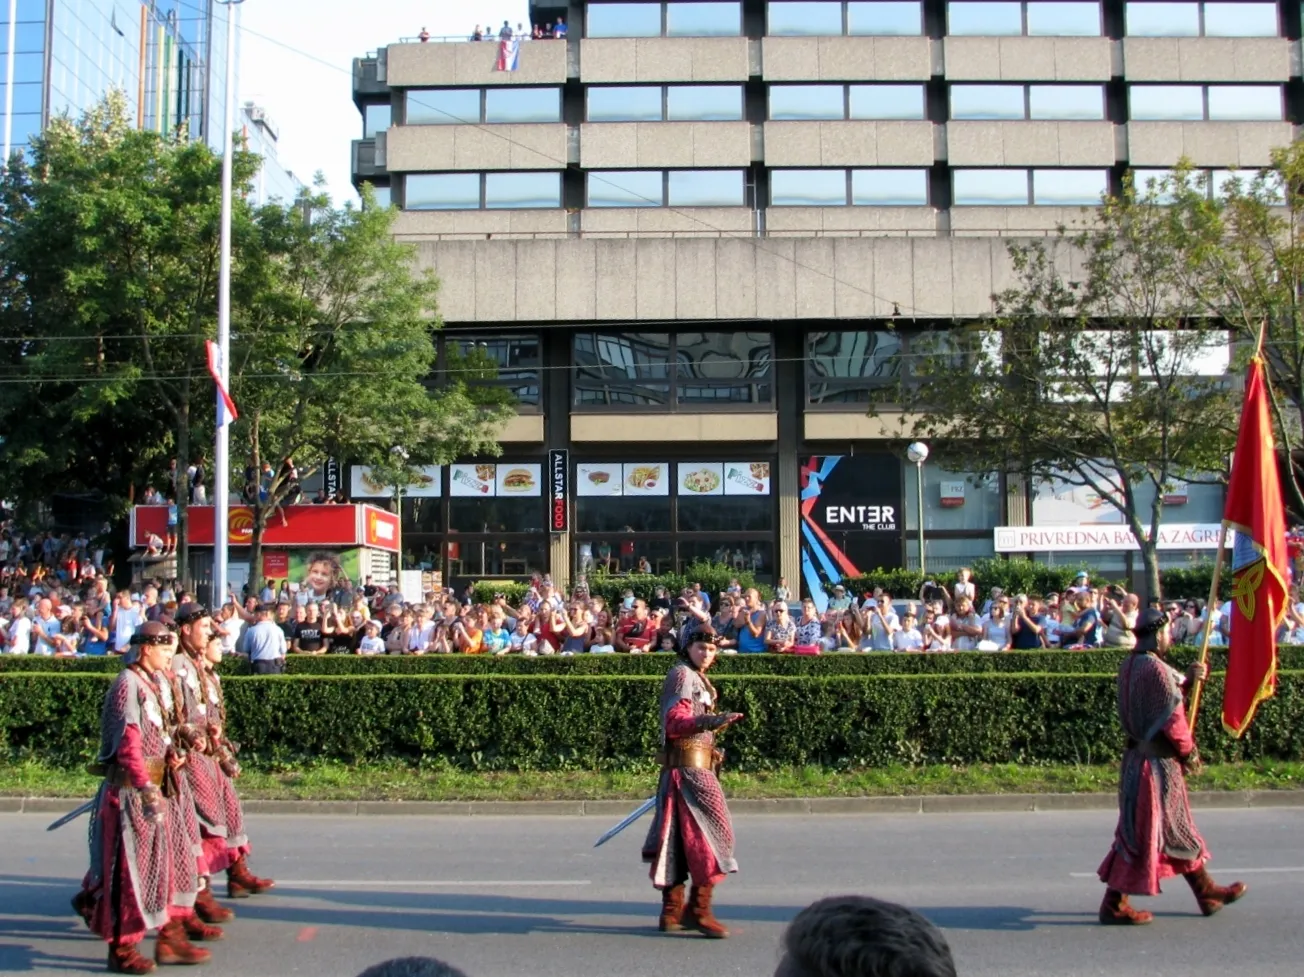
496,36 -> 520,71
205,340 -> 238,426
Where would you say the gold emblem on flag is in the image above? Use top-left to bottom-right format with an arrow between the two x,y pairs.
1232,557 -> 1266,621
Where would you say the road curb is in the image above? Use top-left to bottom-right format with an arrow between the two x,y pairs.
9,790 -> 1301,818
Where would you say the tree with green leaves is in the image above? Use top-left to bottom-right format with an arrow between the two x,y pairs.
902,178 -> 1238,599
0,93 -> 263,581
228,183 -> 515,584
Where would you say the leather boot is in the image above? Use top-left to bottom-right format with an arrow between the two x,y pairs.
658,885 -> 686,932
1098,889 -> 1153,926
194,883 -> 234,924
226,857 -> 274,899
182,913 -> 224,942
154,919 -> 212,966
72,889 -> 95,927
683,884 -> 729,939
108,942 -> 156,974
1184,868 -> 1247,917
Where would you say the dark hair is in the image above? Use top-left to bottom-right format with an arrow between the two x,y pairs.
354,959 -> 469,977
776,896 -> 956,977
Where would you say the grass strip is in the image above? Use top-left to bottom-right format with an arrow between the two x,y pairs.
2,760 -> 1302,803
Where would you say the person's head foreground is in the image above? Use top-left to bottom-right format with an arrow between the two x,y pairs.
775,895 -> 956,977
355,958 -> 469,977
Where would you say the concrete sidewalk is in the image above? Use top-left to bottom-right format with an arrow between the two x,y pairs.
5,789 -> 1301,818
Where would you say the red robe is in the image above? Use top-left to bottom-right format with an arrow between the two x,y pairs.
1098,651 -> 1209,895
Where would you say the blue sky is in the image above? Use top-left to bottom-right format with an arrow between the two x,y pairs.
241,0 -> 526,206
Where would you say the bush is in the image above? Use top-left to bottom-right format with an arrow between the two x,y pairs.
835,557 -> 1118,601
1160,563 -> 1227,601
6,646 -> 1304,677
3,670 -> 1300,771
470,562 -> 771,609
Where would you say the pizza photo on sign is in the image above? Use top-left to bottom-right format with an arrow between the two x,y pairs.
724,461 -> 772,496
450,464 -> 494,497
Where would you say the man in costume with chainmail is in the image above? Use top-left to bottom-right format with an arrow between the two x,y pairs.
73,620 -> 214,973
172,602 -> 274,910
1097,607 -> 1247,924
641,628 -> 743,938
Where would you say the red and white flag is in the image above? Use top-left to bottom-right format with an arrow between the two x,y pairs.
205,340 -> 238,426
495,37 -> 520,71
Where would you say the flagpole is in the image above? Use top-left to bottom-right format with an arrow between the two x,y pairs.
212,0 -> 244,610
1190,319 -> 1270,730
1186,527 -> 1226,730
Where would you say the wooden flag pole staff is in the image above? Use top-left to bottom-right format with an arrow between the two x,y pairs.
1190,321 -> 1271,731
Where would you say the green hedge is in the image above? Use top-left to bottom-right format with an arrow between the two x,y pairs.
470,561 -> 773,608
3,671 -> 1301,771
6,646 -> 1304,677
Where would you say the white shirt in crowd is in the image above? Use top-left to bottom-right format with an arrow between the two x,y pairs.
892,627 -> 923,652
358,634 -> 385,655
509,630 -> 538,655
7,615 -> 32,655
589,641 -> 615,654
868,608 -> 900,651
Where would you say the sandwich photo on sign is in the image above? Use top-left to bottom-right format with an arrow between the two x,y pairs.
496,464 -> 541,496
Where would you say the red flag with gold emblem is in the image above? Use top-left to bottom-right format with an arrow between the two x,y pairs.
1222,357 -> 1287,737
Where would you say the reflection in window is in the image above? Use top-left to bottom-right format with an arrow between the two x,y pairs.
770,85 -> 845,120
1032,169 -> 1108,205
447,334 -> 541,407
577,536 -> 675,569
485,88 -> 562,124
676,332 -> 773,405
948,1 -> 1022,35
363,103 -> 391,138
848,1 -> 923,34
485,172 -> 561,209
849,84 -> 926,119
807,331 -> 903,404
1029,85 -> 1104,120
588,86 -> 663,122
852,168 -> 929,205
1129,85 -> 1203,120
406,89 -> 479,125
573,333 -> 772,408
1203,2 -> 1277,36
667,170 -> 745,206
953,169 -> 1029,205
678,496 -> 773,532
951,85 -> 1025,120
666,2 -> 742,36
1026,1 -> 1100,35
680,539 -> 773,577
667,85 -> 743,121
449,499 -> 545,534
443,537 -> 547,577
405,173 -> 479,210
1125,2 -> 1198,36
772,169 -> 847,206
364,184 -> 392,210
769,1 -> 843,35
1207,86 -> 1281,121
574,333 -> 673,407
587,2 -> 662,36
588,170 -> 664,207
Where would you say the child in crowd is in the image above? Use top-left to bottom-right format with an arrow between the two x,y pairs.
589,627 -> 615,654
358,620 -> 385,655
892,612 -> 924,652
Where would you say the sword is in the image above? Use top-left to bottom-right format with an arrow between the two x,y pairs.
47,799 -> 95,832
593,796 -> 656,848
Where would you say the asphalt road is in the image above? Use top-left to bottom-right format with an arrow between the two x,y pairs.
1,806 -> 1301,977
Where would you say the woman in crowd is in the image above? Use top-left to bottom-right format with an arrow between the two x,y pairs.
981,597 -> 1012,651
559,603 -> 591,655
385,608 -> 414,655
793,599 -> 823,654
922,605 -> 951,651
836,610 -> 864,651
764,601 -> 796,653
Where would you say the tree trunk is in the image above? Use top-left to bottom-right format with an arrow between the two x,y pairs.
176,381 -> 190,588
1139,539 -> 1161,604
249,505 -> 267,592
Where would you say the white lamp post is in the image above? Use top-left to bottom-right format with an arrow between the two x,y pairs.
212,0 -> 245,609
906,442 -> 929,578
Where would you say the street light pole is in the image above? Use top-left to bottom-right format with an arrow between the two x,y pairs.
907,442 -> 930,578
212,0 -> 244,610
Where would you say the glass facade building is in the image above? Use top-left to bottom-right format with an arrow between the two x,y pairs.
1,0 -> 232,158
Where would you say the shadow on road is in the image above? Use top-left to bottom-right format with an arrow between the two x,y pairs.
919,905 -> 1098,931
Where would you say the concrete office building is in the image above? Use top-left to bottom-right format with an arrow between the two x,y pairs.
240,101 -> 305,204
350,0 -> 1287,596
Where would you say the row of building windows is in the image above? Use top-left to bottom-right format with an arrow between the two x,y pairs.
401,166 -> 1263,210
439,328 -> 1231,412
386,83 -> 1286,128
579,0 -> 1280,38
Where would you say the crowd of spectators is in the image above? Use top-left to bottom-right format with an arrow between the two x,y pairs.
414,18 -> 568,42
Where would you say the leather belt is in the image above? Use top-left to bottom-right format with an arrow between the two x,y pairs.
1128,737 -> 1178,760
657,743 -> 721,771
88,758 -> 166,788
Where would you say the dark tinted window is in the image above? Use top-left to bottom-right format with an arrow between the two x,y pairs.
574,333 -> 673,407
676,332 -> 773,405
449,334 -> 541,406
807,330 -> 903,403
